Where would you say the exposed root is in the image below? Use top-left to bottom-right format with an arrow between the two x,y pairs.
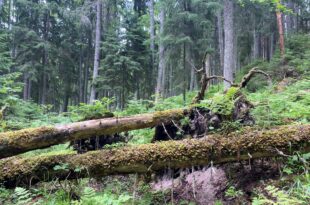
239,67 -> 272,88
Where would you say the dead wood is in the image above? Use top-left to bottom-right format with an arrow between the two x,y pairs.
0,124 -> 309,187
0,109 -> 186,159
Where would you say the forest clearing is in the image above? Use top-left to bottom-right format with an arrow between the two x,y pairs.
0,0 -> 310,204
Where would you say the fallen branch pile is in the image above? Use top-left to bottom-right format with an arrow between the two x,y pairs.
1,124 -> 309,187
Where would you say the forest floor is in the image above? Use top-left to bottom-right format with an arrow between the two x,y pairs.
0,34 -> 309,204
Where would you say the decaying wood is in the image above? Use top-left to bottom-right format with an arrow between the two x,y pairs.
0,124 -> 309,187
192,66 -> 269,104
239,67 -> 272,88
0,109 -> 186,159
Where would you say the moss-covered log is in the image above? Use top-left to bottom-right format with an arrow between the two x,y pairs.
0,109 -> 186,159
0,124 -> 309,187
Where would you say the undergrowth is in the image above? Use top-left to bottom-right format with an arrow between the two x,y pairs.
0,34 -> 309,204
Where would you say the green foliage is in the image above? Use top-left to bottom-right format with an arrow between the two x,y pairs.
13,187 -> 33,205
0,29 -> 13,71
286,34 -> 310,74
119,100 -> 150,116
75,191 -> 132,205
214,200 -> 223,205
0,99 -> 72,131
0,72 -> 23,104
252,185 -> 305,205
68,98 -> 114,121
129,128 -> 154,144
0,185 -> 11,204
199,87 -> 239,116
225,186 -> 244,198
248,79 -> 310,126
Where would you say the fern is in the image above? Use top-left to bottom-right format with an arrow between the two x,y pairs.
13,187 -> 33,205
252,185 -> 305,205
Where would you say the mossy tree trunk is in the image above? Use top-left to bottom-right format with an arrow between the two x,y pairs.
0,109 -> 186,159
1,125 -> 309,187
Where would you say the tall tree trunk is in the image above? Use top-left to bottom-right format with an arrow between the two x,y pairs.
276,11 -> 285,57
285,0 -> 294,35
0,0 -> 3,10
8,0 -> 12,30
169,64 -> 173,96
189,53 -> 196,91
182,43 -> 186,104
217,10 -> 224,71
252,14 -> 260,60
223,0 -> 234,89
27,78 -> 31,100
155,8 -> 165,102
79,46 -> 84,103
23,73 -> 28,101
149,0 -> 155,95
89,0 -> 101,103
41,9 -> 50,105
270,32 -> 274,59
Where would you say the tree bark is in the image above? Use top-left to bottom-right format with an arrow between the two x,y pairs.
276,11 -> 285,57
1,124 -> 309,187
189,52 -> 196,91
89,0 -> 101,103
41,10 -> 50,105
0,109 -> 186,159
23,73 -> 29,101
149,0 -> 155,91
155,7 -> 165,102
223,0 -> 234,89
252,14 -> 260,60
0,0 -> 3,10
78,44 -> 84,103
217,9 -> 224,70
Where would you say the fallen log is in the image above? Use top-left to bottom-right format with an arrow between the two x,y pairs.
0,109 -> 186,159
0,66 -> 270,159
1,124 -> 309,187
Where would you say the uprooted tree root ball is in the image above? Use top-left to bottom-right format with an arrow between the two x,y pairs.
152,89 -> 255,142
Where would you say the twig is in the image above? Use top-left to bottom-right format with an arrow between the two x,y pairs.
275,148 -> 291,157
162,123 -> 173,140
191,166 -> 197,199
206,75 -> 233,85
248,152 -> 252,170
171,120 -> 184,133
132,173 -> 138,205
186,58 -> 203,73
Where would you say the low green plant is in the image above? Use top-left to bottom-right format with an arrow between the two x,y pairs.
68,97 -> 114,121
225,186 -> 244,199
252,185 -> 305,205
248,79 -> 310,126
13,187 -> 33,205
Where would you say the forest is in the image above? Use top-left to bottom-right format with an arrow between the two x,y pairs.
0,0 -> 309,204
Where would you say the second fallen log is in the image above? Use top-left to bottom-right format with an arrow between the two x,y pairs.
0,109 -> 186,159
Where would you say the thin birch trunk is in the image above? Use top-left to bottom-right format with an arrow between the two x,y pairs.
217,9 -> 224,70
155,8 -> 165,102
89,0 -> 101,103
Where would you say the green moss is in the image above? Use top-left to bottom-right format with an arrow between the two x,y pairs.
152,109 -> 185,120
196,87 -> 243,116
0,126 -> 56,145
0,125 -> 309,185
